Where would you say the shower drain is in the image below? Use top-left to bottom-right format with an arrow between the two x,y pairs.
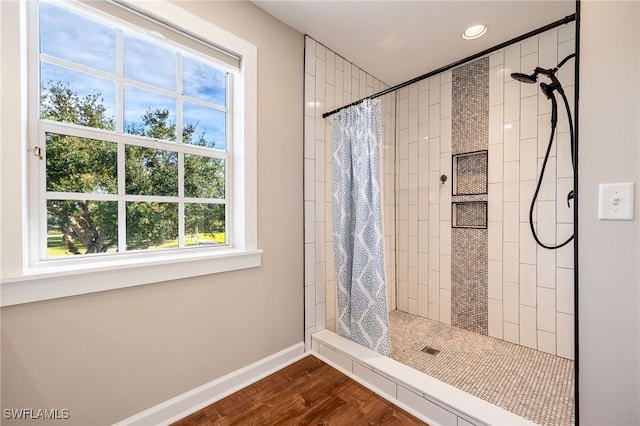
421,345 -> 440,356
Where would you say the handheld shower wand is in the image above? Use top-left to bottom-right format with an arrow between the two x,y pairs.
511,53 -> 576,250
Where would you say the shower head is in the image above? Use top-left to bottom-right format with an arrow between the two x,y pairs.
510,72 -> 538,84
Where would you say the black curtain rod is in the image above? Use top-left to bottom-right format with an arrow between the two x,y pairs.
322,13 -> 576,119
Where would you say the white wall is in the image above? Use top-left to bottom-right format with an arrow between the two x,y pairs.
579,1 -> 640,424
0,2 -> 304,425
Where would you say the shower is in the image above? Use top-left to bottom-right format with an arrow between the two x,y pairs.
511,53 -> 576,249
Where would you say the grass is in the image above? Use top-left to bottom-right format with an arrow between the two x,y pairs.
47,232 -> 225,258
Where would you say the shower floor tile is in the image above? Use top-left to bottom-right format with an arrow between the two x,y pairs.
389,310 -> 574,426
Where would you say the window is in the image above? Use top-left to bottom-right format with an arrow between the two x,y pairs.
0,0 -> 259,306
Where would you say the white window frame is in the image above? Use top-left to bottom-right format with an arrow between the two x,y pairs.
0,0 -> 260,307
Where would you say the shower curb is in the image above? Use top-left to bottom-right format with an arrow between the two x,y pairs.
311,329 -> 539,426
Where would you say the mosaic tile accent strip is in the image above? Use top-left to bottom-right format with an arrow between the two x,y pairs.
451,57 -> 489,334
451,228 -> 488,333
452,58 -> 489,156
390,310 -> 575,426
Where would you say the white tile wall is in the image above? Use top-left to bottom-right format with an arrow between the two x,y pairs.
305,21 -> 575,360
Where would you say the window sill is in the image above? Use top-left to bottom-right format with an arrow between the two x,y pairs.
0,248 -> 262,307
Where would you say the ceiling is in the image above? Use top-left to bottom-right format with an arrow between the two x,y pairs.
253,1 -> 576,86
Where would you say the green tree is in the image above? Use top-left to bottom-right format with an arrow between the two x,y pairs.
43,81 -> 225,256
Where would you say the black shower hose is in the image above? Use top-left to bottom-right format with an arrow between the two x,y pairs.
528,81 -> 575,250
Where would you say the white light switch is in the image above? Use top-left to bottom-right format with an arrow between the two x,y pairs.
598,183 -> 635,220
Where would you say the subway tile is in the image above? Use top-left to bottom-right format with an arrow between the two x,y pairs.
537,330 -> 556,356
429,75 -> 441,105
441,70 -> 452,85
559,22 -> 576,43
315,182 -> 326,222
326,280 -> 335,321
429,206 -> 440,237
537,114 -> 555,156
489,67 -> 504,107
398,129 -> 409,159
488,222 -> 503,261
441,82 -> 452,119
315,301 -> 326,331
557,267 -> 575,314
490,50 -> 504,67
429,270 -> 440,301
557,313 -> 575,360
353,362 -> 397,401
398,190 -> 409,220
305,200 -> 316,242
488,144 -> 503,183
504,44 -> 521,81
488,259 -> 503,300
305,74 -> 316,117
503,242 -> 519,282
304,39 -> 316,75
441,117 -> 452,152
504,321 -> 519,344
520,180 -> 536,223
538,30 -> 558,70
409,236 -> 419,267
418,284 -> 429,317
520,305 -> 537,349
398,97 -> 409,129
409,205 -> 419,236
488,298 -> 503,339
419,159 -> 429,189
439,289 -> 452,325
418,125 -> 429,149
537,157 -> 556,201
520,222 -> 537,265
556,132 -> 574,178
536,200 -> 556,246
503,121 -> 520,162
440,254 -> 451,290
304,116 -> 315,159
397,280 -> 408,311
429,105 -> 440,137
316,222 -> 326,264
504,81 -> 520,122
418,252 -> 429,284
325,52 -> 335,85
335,70 -> 344,106
440,221 -> 451,256
305,285 -> 316,327
305,243 -> 316,285
409,110 -> 419,142
398,221 -> 408,251
419,220 -> 429,247
520,95 -> 538,139
408,267 -> 418,299
429,138 -> 441,170
409,83 -> 419,111
398,250 -> 408,282
429,238 -> 440,270
488,183 -> 503,222
439,190 -> 451,220
519,138 -> 538,181
537,287 -> 556,332
519,264 -> 537,307
315,58 -> 326,101
503,202 -> 519,242
537,245 -> 556,289
419,90 -> 429,124
521,37 -> 538,56
503,281 -> 519,323
503,162 -> 520,202
520,53 -> 539,99
489,104 -> 504,145
429,172 -> 440,203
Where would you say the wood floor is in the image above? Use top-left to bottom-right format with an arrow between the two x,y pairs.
171,355 -> 427,425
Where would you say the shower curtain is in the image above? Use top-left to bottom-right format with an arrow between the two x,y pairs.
332,98 -> 391,356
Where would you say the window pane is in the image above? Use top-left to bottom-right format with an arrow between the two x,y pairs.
40,63 -> 116,129
182,56 -> 226,106
46,133 -> 117,194
124,33 -> 176,91
47,200 -> 118,257
125,146 -> 178,196
126,202 -> 178,251
40,1 -> 116,74
124,87 -> 176,141
185,203 -> 226,246
184,156 -> 225,199
183,102 -> 226,149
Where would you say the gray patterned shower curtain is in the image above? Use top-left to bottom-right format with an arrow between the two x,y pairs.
332,98 -> 391,356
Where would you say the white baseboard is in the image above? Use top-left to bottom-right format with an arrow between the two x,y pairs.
114,342 -> 305,426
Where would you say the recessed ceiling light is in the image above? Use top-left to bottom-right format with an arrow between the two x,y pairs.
462,24 -> 488,40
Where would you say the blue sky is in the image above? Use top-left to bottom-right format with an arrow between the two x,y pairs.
39,1 -> 227,150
